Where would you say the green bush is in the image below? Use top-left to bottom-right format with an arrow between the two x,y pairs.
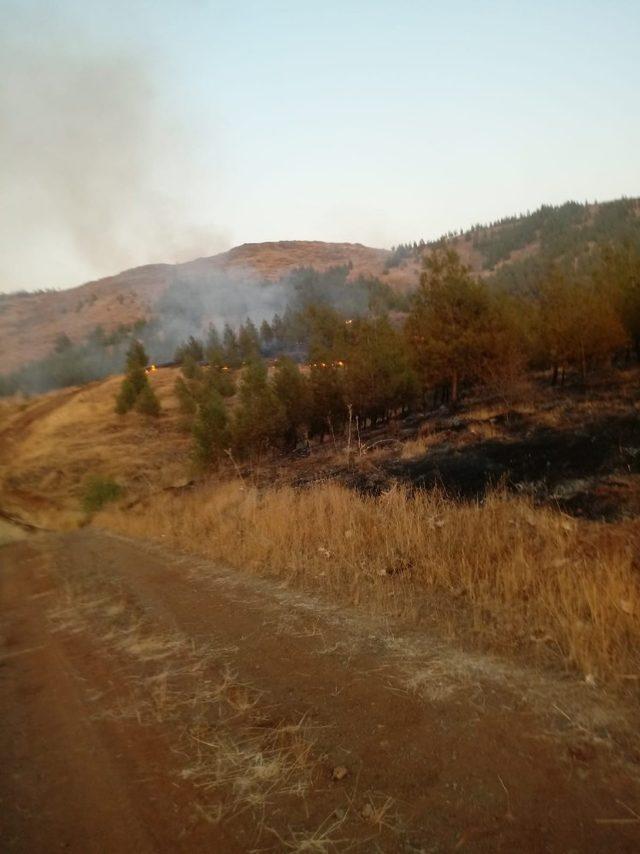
135,384 -> 161,417
82,476 -> 123,513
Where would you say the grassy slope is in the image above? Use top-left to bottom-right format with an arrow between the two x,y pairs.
0,368 -> 190,528
2,365 -> 640,685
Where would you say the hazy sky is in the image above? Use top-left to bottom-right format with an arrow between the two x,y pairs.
1,0 -> 639,292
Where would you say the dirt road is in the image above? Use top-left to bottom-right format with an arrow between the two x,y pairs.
1,530 -> 640,852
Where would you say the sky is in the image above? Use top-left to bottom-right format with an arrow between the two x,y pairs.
1,0 -> 639,292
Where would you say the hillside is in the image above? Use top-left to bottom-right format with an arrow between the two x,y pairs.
384,196 -> 640,287
0,242 -> 399,375
0,367 -> 190,529
2,360 -> 640,529
2,197 -> 639,381
2,363 -> 639,692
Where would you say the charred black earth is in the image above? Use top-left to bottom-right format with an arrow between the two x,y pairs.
385,413 -> 640,520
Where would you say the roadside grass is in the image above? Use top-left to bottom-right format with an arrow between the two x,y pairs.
0,518 -> 27,546
98,480 -> 640,685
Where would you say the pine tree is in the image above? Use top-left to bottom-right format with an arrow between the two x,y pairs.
596,243 -> 640,361
202,365 -> 236,398
115,377 -> 138,414
54,333 -> 72,353
192,390 -> 229,469
223,324 -> 241,367
343,317 -> 417,423
308,364 -> 346,442
205,324 -> 225,365
238,319 -> 261,360
135,383 -> 161,417
271,314 -> 284,343
126,339 -> 148,372
260,319 -> 274,346
174,375 -> 197,419
115,340 -> 160,415
231,359 -> 286,457
537,267 -> 627,381
175,336 -> 204,364
272,357 -> 312,447
180,353 -> 201,380
406,248 -> 499,403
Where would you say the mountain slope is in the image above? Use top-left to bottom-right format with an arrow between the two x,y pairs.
2,197 -> 639,378
384,197 -> 640,285
0,242 -> 402,375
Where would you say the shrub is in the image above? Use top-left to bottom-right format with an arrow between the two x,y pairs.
82,476 -> 123,513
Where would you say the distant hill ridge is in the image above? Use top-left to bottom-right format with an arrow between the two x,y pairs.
0,241 -> 397,374
1,197 -> 639,375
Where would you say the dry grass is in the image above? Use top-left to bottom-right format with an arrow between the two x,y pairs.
0,517 -> 27,546
98,480 -> 640,685
267,812 -> 349,852
399,434 -> 438,459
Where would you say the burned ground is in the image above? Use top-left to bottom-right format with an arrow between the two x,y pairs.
386,413 -> 640,519
283,377 -> 640,522
1,367 -> 640,532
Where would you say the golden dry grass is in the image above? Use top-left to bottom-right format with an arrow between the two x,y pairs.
400,433 -> 440,459
98,480 -> 640,685
0,517 -> 26,546
0,369 -> 190,528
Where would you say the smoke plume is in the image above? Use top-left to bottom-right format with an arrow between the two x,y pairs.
0,7 -> 227,292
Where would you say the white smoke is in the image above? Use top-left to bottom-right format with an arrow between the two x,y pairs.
0,3 -> 228,292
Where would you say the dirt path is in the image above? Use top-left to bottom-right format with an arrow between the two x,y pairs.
1,530 -> 640,852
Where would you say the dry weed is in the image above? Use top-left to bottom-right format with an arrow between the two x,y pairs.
98,480 -> 640,684
267,811 -> 349,853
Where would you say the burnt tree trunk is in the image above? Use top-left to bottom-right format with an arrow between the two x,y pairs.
450,370 -> 459,405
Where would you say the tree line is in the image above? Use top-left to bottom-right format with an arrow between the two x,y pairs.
120,239 -> 640,468
0,265 -> 407,397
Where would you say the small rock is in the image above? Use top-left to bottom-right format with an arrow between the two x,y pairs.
332,765 -> 349,781
568,742 -> 597,763
361,803 -> 375,821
